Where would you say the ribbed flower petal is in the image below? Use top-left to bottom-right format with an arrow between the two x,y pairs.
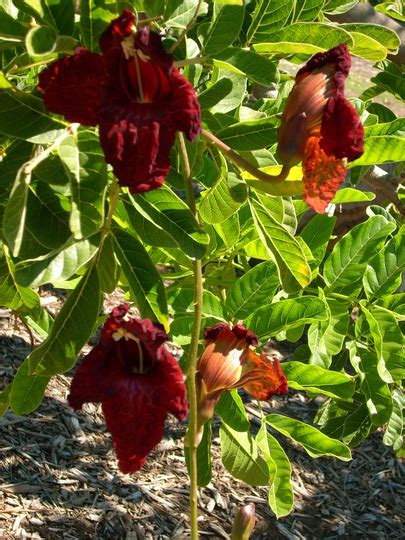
240,351 -> 288,401
38,48 -> 106,126
98,102 -> 177,192
320,94 -> 364,161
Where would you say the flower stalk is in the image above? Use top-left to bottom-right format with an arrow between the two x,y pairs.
177,132 -> 203,540
201,128 -> 289,183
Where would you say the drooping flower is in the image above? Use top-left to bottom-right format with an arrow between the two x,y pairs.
68,304 -> 188,473
194,322 -> 287,444
277,44 -> 364,213
38,9 -> 201,193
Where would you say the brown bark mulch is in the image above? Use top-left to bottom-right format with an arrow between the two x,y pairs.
1,305 -> 404,540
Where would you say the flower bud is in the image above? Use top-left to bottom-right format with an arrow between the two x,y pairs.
231,503 -> 256,540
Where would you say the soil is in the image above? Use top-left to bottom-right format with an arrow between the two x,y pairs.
1,292 -> 404,540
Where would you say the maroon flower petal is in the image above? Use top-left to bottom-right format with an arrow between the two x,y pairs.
320,94 -> 364,161
38,48 -> 106,126
101,348 -> 188,473
68,306 -> 188,474
170,67 -> 201,141
98,102 -> 177,192
297,43 -> 351,93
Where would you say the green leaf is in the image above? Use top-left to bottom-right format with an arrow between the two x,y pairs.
323,215 -> 396,294
256,425 -> 293,518
292,0 -> 324,21
0,7 -> 26,50
199,171 -> 247,224
248,296 -> 327,341
225,260 -> 279,320
253,22 -> 353,54
0,246 -> 40,311
167,287 -> 224,319
25,25 -> 57,58
185,421 -> 213,487
0,88 -> 65,142
247,0 -> 294,43
14,234 -> 100,288
371,60 -> 404,101
204,4 -> 244,56
380,294 -> 405,318
80,0 -> 117,51
126,188 -> 209,259
216,116 -> 278,151
220,422 -> 270,485
349,344 -> 393,426
210,68 -> 246,114
0,383 -> 12,417
249,198 -> 311,292
363,118 -> 404,138
24,264 -> 101,377
214,212 -> 240,249
164,0 -> 207,29
321,402 -> 372,447
59,130 -> 108,240
266,413 -> 351,460
360,303 -> 404,383
215,390 -> 250,432
308,290 -> 349,369
10,359 -> 50,416
299,214 -> 336,268
2,164 -> 31,258
282,361 -> 355,400
213,47 -> 279,86
383,389 -> 404,452
332,188 -> 375,204
97,234 -> 120,294
375,1 -> 405,22
198,77 -> 234,110
256,193 -> 297,236
363,229 -> 405,298
351,136 -> 405,167
112,227 -> 168,326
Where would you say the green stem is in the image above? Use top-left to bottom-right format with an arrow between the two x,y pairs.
177,133 -> 203,540
201,128 -> 290,183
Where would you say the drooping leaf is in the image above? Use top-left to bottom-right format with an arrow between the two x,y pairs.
349,344 -> 393,426
112,227 -> 168,326
249,198 -> 311,292
24,264 -> 101,377
360,303 -> 404,383
58,130 -> 108,240
256,425 -> 293,518
363,229 -> 405,298
216,116 -> 278,151
10,359 -> 51,416
215,390 -> 250,432
199,170 -> 248,224
266,413 -> 351,460
220,421 -> 270,485
213,47 -> 279,86
185,421 -> 213,487
383,389 -> 404,452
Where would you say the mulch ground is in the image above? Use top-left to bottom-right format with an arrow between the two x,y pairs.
1,298 -> 404,540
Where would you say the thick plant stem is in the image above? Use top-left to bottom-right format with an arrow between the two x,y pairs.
177,132 -> 203,540
201,129 -> 290,183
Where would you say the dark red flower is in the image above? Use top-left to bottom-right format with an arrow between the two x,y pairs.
277,44 -> 364,213
193,323 -> 287,444
68,304 -> 188,473
38,9 -> 201,193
